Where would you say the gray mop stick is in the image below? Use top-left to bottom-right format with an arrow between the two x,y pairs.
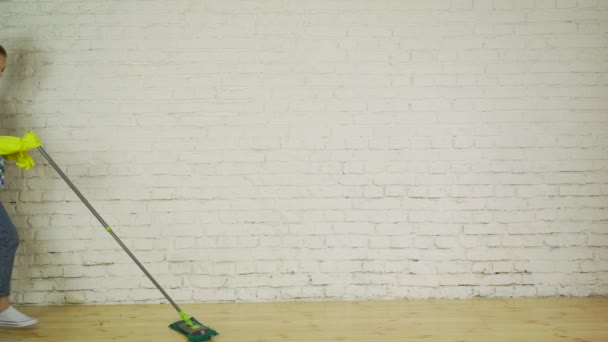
36,146 -> 198,327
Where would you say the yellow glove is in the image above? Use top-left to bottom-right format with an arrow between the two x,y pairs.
0,131 -> 42,171
4,151 -> 36,170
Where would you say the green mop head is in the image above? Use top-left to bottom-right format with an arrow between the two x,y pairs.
169,317 -> 219,342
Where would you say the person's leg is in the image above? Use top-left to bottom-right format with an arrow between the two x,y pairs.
0,297 -> 8,312
0,201 -> 37,327
0,201 -> 19,312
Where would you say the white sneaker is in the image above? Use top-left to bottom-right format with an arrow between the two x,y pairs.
0,306 -> 38,327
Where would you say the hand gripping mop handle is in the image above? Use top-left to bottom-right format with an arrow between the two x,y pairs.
37,147 -> 195,326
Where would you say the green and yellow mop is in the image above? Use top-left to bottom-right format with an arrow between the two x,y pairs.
0,131 -> 218,342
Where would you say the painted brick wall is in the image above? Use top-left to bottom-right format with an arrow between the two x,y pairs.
1,0 -> 607,305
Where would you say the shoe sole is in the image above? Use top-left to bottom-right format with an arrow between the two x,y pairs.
0,319 -> 38,328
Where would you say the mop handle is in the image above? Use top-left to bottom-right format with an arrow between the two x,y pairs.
37,146 -> 183,314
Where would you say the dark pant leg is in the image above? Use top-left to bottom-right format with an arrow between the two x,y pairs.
0,202 -> 19,296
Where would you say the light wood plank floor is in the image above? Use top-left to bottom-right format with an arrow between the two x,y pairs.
2,297 -> 607,342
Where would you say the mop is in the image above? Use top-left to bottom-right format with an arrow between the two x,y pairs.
31,141 -> 219,342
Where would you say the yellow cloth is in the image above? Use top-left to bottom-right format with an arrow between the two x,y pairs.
0,131 -> 42,170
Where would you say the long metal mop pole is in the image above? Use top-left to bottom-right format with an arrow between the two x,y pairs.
37,146 -> 184,315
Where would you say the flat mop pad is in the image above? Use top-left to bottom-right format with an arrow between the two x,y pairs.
169,317 -> 219,342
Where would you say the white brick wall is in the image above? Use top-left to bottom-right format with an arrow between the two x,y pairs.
1,0 -> 607,304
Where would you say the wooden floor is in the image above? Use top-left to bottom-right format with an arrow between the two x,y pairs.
2,297 -> 607,342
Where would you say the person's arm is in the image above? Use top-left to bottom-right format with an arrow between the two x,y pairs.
0,131 -> 42,170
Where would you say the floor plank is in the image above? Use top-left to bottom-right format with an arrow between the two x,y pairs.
1,298 -> 607,342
